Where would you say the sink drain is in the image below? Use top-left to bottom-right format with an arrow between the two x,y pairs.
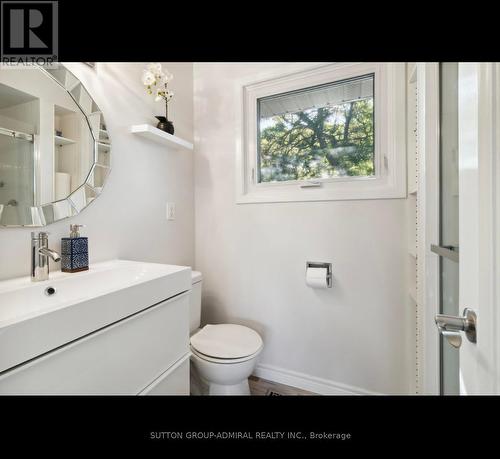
45,286 -> 56,296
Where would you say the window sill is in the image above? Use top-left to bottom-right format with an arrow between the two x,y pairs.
236,176 -> 407,204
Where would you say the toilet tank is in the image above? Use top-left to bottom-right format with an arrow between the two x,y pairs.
190,271 -> 203,333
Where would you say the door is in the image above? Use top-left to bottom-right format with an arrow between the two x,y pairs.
456,63 -> 499,394
433,63 -> 499,395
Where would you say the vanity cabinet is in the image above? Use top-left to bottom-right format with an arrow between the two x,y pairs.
139,353 -> 190,395
0,292 -> 190,395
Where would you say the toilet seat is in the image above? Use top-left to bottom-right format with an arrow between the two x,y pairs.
190,345 -> 262,364
190,324 -> 263,361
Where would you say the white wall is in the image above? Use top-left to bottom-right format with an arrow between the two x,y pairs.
0,62 -> 194,280
193,63 -> 411,395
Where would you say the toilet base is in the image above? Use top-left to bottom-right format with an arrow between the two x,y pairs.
208,379 -> 250,395
190,365 -> 251,396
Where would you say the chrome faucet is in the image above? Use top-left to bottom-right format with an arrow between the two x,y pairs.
31,232 -> 61,282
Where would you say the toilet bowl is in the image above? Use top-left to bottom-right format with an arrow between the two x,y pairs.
189,272 -> 263,395
190,324 -> 263,395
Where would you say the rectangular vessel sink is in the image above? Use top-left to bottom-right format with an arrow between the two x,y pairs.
0,259 -> 191,374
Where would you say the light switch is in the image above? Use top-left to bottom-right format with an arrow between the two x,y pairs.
166,202 -> 175,220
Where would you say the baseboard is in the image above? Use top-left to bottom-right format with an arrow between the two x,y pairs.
253,363 -> 383,396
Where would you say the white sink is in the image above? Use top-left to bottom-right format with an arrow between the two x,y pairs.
0,259 -> 191,374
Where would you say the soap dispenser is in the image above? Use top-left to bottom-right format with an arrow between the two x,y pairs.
61,224 -> 89,273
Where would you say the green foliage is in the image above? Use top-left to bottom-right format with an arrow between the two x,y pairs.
258,99 -> 374,182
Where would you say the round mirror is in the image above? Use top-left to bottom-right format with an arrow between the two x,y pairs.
0,64 -> 111,226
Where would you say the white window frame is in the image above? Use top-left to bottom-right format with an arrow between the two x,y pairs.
236,63 -> 407,204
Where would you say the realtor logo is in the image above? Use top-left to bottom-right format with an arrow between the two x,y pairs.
1,1 -> 58,65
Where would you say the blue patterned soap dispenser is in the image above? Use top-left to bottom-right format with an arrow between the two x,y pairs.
61,224 -> 89,273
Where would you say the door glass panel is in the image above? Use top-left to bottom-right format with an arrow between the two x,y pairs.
439,62 -> 460,395
440,257 -> 459,394
0,133 -> 34,209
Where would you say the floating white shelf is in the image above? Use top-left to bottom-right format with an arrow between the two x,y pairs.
130,124 -> 193,151
54,135 -> 75,146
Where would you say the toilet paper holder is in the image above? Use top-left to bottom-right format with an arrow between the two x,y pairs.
305,261 -> 332,288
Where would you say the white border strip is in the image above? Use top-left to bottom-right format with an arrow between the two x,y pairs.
253,364 -> 383,396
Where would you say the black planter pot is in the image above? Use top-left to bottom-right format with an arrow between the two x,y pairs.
155,116 -> 174,135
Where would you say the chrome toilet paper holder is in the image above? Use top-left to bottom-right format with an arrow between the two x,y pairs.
305,261 -> 333,288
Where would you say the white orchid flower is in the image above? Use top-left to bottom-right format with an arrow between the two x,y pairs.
147,62 -> 162,75
141,70 -> 155,86
143,64 -> 174,103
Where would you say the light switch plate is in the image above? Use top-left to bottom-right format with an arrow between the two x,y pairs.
166,202 -> 175,220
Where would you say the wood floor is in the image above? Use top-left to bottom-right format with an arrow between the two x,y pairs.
249,375 -> 317,396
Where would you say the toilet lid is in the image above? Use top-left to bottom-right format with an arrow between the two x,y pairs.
190,324 -> 263,359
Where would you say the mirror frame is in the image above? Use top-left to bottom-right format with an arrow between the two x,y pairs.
0,63 -> 111,227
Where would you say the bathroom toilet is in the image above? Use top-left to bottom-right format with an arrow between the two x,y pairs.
189,271 -> 263,395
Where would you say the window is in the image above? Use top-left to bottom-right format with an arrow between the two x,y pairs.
257,75 -> 375,183
238,63 -> 406,203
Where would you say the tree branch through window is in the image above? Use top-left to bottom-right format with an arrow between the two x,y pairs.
257,80 -> 375,183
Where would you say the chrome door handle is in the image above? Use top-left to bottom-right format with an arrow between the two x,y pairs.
435,308 -> 477,349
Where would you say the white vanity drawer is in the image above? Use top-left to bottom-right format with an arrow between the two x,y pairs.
139,353 -> 190,395
0,292 -> 189,395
